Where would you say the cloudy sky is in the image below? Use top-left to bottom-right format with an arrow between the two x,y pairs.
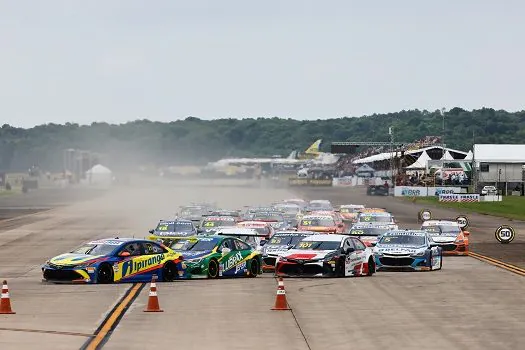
0,0 -> 523,128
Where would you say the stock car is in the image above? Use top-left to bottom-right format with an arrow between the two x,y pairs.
272,203 -> 302,227
169,235 -> 262,278
215,227 -> 268,251
178,205 -> 214,224
297,215 -> 345,234
339,204 -> 365,222
250,211 -> 289,230
42,238 -> 185,283
274,234 -> 376,277
260,231 -> 317,272
208,210 -> 243,222
198,216 -> 237,234
148,219 -> 197,241
282,199 -> 307,209
346,224 -> 392,247
305,199 -> 334,213
236,220 -> 275,239
355,212 -> 398,230
373,230 -> 443,271
420,220 -> 469,255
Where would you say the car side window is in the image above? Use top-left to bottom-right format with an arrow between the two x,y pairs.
352,239 -> 366,251
234,240 -> 251,251
342,239 -> 353,251
220,239 -> 234,250
121,242 -> 142,256
142,242 -> 163,255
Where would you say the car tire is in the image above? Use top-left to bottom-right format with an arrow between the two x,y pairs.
249,259 -> 259,278
207,259 -> 219,279
162,261 -> 177,282
336,257 -> 346,277
367,257 -> 375,276
97,263 -> 114,284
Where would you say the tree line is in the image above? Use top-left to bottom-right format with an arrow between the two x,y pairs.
1,107 -> 524,172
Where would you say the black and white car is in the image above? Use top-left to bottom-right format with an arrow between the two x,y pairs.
260,231 -> 316,272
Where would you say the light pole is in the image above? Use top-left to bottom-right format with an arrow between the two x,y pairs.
441,108 -> 446,167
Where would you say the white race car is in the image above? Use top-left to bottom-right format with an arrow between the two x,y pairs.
275,234 -> 375,277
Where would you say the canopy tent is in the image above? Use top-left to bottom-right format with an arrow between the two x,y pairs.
464,150 -> 473,160
441,150 -> 454,160
85,164 -> 112,186
405,151 -> 431,169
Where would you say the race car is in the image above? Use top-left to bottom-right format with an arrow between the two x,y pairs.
272,203 -> 302,227
249,211 -> 289,230
373,230 -> 443,271
42,238 -> 185,283
169,235 -> 262,278
305,199 -> 334,212
420,220 -> 469,255
148,219 -> 197,242
207,210 -> 243,222
275,234 -> 375,277
215,227 -> 268,251
366,185 -> 389,196
297,215 -> 345,234
236,220 -> 275,239
346,224 -> 392,247
260,231 -> 317,272
242,206 -> 275,220
197,215 -> 237,234
309,210 -> 345,227
338,204 -> 365,222
178,205 -> 213,224
282,198 -> 307,209
355,212 -> 398,230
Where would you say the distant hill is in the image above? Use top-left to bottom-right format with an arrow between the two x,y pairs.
1,107 -> 524,171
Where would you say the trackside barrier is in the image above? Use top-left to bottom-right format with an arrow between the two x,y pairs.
394,186 -> 462,197
438,194 -> 480,202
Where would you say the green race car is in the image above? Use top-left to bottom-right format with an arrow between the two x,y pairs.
170,235 -> 262,278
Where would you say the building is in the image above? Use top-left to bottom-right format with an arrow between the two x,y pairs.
473,144 -> 525,194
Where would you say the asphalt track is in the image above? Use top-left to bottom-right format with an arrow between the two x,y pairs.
1,180 -> 525,350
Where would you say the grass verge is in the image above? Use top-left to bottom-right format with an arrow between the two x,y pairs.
407,196 -> 525,221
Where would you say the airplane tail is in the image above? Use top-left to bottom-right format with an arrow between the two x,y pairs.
304,139 -> 322,154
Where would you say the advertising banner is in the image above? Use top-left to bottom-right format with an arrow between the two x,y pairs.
288,178 -> 333,187
394,186 -> 428,197
427,187 -> 462,196
288,178 -> 309,186
308,179 -> 333,187
333,177 -> 354,187
438,194 -> 480,202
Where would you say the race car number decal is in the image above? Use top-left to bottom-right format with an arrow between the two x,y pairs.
270,237 -> 282,244
363,216 -> 372,221
203,222 -> 215,227
351,230 -> 364,235
157,225 -> 169,231
301,220 -> 312,226
298,242 -> 313,248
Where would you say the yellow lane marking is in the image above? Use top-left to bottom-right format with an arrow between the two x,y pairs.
469,252 -> 525,276
85,283 -> 143,350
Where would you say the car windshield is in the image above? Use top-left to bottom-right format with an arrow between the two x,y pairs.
201,219 -> 235,228
156,221 -> 194,232
348,227 -> 390,236
170,238 -> 218,251
274,205 -> 300,214
378,235 -> 426,246
71,244 -> 116,256
180,207 -> 204,216
295,240 -> 340,250
300,218 -> 335,226
252,212 -> 284,221
268,235 -> 306,246
358,215 -> 392,223
423,225 -> 461,236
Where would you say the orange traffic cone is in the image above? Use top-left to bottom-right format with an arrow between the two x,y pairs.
271,277 -> 291,311
0,280 -> 15,314
144,275 -> 163,312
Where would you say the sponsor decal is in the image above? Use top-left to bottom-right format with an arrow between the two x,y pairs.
401,188 -> 421,196
121,254 -> 165,276
224,251 -> 244,271
235,261 -> 247,274
455,215 -> 469,229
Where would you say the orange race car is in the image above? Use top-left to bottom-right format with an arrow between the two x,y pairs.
296,215 -> 345,234
338,204 -> 365,222
420,220 -> 470,255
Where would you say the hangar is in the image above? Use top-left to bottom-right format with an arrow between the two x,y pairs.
473,144 -> 525,194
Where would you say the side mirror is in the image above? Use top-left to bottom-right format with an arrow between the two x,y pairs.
197,229 -> 203,233
370,242 -> 377,247
119,251 -> 131,257
345,247 -> 355,254
148,229 -> 154,234
221,247 -> 231,256
260,240 -> 267,246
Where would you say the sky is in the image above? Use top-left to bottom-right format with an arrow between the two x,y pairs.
0,0 -> 524,128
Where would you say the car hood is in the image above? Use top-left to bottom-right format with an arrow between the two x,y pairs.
430,235 -> 456,243
178,250 -> 212,260
375,244 -> 425,255
49,253 -> 104,266
282,249 -> 334,260
263,245 -> 292,256
298,226 -> 335,232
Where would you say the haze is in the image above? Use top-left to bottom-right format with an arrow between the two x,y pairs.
1,0 -> 523,128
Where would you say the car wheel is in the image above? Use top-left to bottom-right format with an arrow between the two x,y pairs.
367,257 -> 375,276
336,257 -> 346,277
249,259 -> 259,277
162,261 -> 177,282
97,263 -> 114,284
207,259 -> 219,278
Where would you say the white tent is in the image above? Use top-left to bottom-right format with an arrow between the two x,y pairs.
441,150 -> 454,160
86,164 -> 112,187
464,150 -> 473,160
406,151 -> 431,169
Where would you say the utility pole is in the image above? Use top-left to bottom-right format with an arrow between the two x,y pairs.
441,108 -> 446,167
389,126 -> 394,183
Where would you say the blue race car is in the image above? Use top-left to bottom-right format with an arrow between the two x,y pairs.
373,230 -> 442,271
42,238 -> 185,283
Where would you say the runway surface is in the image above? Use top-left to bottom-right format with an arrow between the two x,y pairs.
1,180 -> 524,350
